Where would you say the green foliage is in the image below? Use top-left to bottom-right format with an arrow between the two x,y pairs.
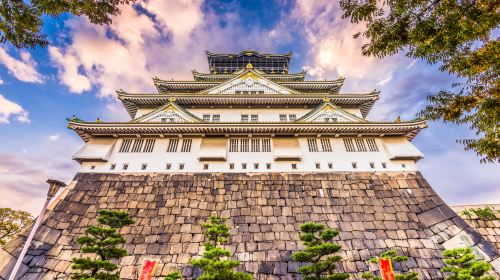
461,207 -> 500,221
0,0 -> 136,48
441,248 -> 495,280
71,210 -> 134,280
291,222 -> 349,280
361,250 -> 418,280
340,0 -> 500,163
191,215 -> 252,280
164,271 -> 182,280
0,208 -> 33,246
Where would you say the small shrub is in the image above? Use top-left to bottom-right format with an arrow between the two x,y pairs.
191,215 -> 252,280
71,210 -> 134,280
291,222 -> 349,280
441,248 -> 495,280
461,207 -> 499,221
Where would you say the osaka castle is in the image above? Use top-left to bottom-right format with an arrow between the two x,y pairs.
0,51 -> 498,279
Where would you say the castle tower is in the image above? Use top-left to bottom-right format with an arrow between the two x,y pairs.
0,50 -> 498,279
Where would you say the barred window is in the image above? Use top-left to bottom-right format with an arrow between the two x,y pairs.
240,139 -> 249,152
344,139 -> 355,152
325,117 -> 337,123
251,138 -> 261,152
167,139 -> 179,152
307,138 -> 318,152
355,138 -> 367,152
279,114 -> 287,122
180,139 -> 192,152
229,139 -> 239,152
262,139 -> 271,152
251,114 -> 258,122
143,139 -> 156,153
366,138 -> 378,151
212,114 -> 220,122
131,139 -> 144,153
289,114 -> 296,121
203,114 -> 211,121
320,139 -> 332,152
241,114 -> 248,122
119,139 -> 133,152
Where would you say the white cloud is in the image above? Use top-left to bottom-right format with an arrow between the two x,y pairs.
48,0 -> 290,100
292,0 -> 409,92
0,132 -> 80,214
49,134 -> 61,141
0,94 -> 30,124
0,46 -> 44,83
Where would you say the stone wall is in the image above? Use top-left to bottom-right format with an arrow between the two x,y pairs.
1,172 -> 499,280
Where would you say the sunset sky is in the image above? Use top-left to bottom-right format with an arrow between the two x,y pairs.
0,0 -> 498,214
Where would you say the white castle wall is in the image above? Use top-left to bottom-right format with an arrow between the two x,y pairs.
76,136 -> 421,173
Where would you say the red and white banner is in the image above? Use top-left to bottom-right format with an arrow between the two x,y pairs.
139,259 -> 158,280
379,258 -> 395,280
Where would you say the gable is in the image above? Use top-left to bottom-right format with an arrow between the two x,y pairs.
133,103 -> 202,123
204,70 -> 299,95
297,103 -> 366,123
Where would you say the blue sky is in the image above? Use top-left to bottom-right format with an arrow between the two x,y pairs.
0,0 -> 498,214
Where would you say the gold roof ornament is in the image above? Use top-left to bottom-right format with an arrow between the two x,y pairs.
323,97 -> 331,103
96,117 -> 101,123
169,97 -> 177,103
246,62 -> 253,69
395,116 -> 401,123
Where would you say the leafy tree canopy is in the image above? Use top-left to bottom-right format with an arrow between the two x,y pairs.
191,215 -> 252,280
291,222 -> 349,280
441,248 -> 495,280
340,0 -> 500,162
0,0 -> 135,48
0,208 -> 33,246
71,210 -> 134,280
461,206 -> 500,221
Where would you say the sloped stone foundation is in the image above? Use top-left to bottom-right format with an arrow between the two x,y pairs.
1,172 -> 499,279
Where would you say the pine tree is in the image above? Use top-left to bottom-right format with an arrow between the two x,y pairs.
191,215 -> 252,280
291,222 -> 349,280
164,271 -> 182,280
71,210 -> 134,280
361,250 -> 418,280
441,248 -> 495,280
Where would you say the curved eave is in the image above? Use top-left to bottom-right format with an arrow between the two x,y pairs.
192,71 -> 307,82
206,50 -> 293,59
68,120 -> 427,142
153,79 -> 345,94
117,93 -> 379,119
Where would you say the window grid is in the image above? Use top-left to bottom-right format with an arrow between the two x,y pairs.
366,138 -> 379,151
262,139 -> 271,152
119,139 -> 133,152
251,139 -> 260,152
343,139 -> 356,152
251,114 -> 258,122
167,139 -> 179,152
241,114 -> 249,122
229,139 -> 239,152
320,139 -> 332,152
131,139 -> 144,153
143,139 -> 156,153
289,114 -> 296,121
240,139 -> 249,152
180,139 -> 192,152
279,114 -> 287,122
355,138 -> 367,152
212,114 -> 220,122
202,114 -> 211,121
307,138 -> 319,152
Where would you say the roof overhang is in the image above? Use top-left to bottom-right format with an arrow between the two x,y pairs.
118,93 -> 379,119
68,120 -> 427,142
